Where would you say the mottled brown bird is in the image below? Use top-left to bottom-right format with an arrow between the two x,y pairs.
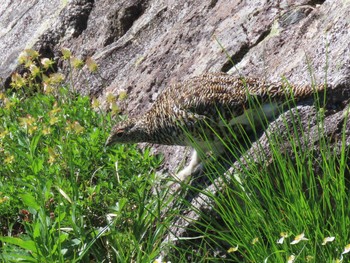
106,73 -> 326,180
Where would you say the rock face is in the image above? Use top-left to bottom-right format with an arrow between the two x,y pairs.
1,0 -> 350,254
0,0 -> 65,81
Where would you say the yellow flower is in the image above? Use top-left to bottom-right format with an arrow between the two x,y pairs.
86,57 -> 98,72
4,98 -> 15,110
49,105 -> 61,117
18,49 -> 39,65
290,232 -> 308,245
65,121 -> 73,132
29,64 -> 40,77
66,121 -> 84,134
49,116 -> 60,125
43,82 -> 54,94
227,245 -> 238,253
19,115 -> 35,128
49,73 -> 65,85
251,237 -> 259,245
72,121 -> 84,134
18,115 -> 37,135
91,97 -> 100,109
42,126 -> 51,135
0,92 -> 6,100
41,58 -> 54,69
322,236 -> 335,245
153,256 -> 162,263
4,154 -> 14,164
110,102 -> 120,115
18,51 -> 29,65
0,196 -> 9,204
0,130 -> 9,139
106,93 -> 116,104
10,73 -> 26,89
61,48 -> 71,60
25,49 -> 39,60
118,90 -> 128,101
70,57 -> 84,69
28,125 -> 38,135
306,255 -> 314,262
48,147 -> 58,165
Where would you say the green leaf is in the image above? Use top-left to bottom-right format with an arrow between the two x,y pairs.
56,187 -> 72,204
0,253 -> 37,262
30,158 -> 44,174
20,193 -> 40,210
57,211 -> 66,222
50,232 -> 69,257
33,221 -> 41,239
30,133 -> 42,157
0,236 -> 38,254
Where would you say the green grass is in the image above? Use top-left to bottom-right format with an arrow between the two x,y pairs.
0,50 -> 173,262
166,89 -> 350,262
0,87 -> 172,262
1,49 -> 349,262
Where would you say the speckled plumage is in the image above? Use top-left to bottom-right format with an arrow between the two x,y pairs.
106,73 -> 325,145
106,73 -> 326,179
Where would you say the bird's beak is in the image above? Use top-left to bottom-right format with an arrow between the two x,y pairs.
104,135 -> 113,147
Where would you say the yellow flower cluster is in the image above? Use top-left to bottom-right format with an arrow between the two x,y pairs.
65,120 -> 84,134
18,114 -> 37,135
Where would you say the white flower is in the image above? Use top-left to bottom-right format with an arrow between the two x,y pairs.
153,256 -> 170,263
277,232 -> 288,244
322,236 -> 335,245
153,256 -> 163,263
287,254 -> 295,263
342,244 -> 350,255
290,232 -> 308,245
277,236 -> 285,244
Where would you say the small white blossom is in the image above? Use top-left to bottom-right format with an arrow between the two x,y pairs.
290,232 -> 308,245
287,254 -> 295,263
153,255 -> 170,263
342,244 -> 350,255
322,236 -> 335,245
277,232 -> 288,244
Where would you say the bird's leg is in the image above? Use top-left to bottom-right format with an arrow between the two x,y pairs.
174,141 -> 225,181
175,149 -> 202,181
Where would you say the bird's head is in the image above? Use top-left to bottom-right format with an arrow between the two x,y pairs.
105,118 -> 146,147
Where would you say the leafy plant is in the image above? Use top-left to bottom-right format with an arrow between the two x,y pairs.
0,49 -> 170,262
167,82 -> 350,262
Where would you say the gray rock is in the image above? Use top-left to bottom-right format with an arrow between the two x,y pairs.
0,0 -> 64,82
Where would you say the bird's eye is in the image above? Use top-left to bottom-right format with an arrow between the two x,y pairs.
116,128 -> 124,137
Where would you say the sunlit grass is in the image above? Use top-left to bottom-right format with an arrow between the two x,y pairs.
0,49 -> 172,262
167,83 -> 350,262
